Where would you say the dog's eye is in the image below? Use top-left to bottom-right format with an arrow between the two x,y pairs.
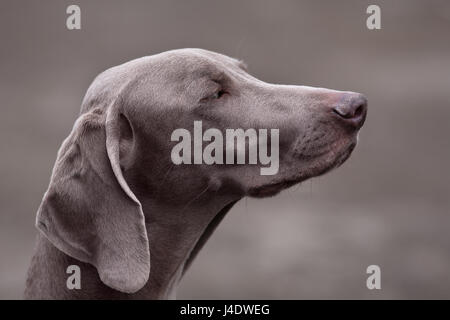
211,90 -> 226,99
199,89 -> 228,103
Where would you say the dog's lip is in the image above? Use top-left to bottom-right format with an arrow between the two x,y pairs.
336,141 -> 356,166
248,178 -> 301,197
248,141 -> 357,198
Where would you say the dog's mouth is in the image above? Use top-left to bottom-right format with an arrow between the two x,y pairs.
248,140 -> 356,198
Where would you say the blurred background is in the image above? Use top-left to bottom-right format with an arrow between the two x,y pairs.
1,0 -> 449,299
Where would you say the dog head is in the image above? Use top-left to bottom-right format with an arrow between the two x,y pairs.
35,48 -> 367,294
91,49 -> 367,199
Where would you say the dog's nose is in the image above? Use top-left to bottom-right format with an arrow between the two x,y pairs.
333,94 -> 368,129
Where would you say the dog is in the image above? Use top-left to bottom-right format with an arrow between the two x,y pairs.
24,48 -> 367,299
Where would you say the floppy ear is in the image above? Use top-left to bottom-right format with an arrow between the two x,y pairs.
36,101 -> 150,294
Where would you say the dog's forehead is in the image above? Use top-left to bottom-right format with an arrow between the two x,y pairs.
156,49 -> 245,75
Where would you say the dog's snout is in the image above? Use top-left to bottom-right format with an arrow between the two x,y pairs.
332,94 -> 367,129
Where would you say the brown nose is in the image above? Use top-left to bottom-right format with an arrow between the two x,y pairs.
333,94 -> 368,129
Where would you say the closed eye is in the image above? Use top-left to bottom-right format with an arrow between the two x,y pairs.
211,89 -> 227,99
200,89 -> 228,103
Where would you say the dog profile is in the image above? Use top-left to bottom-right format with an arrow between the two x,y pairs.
24,48 -> 367,299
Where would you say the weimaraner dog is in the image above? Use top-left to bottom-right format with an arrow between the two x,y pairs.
24,48 -> 367,299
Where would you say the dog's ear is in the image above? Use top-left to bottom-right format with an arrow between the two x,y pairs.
35,101 -> 150,294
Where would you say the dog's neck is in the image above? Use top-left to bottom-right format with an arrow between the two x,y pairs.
138,196 -> 238,299
25,195 -> 237,299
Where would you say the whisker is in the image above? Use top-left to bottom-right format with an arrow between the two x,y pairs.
179,184 -> 210,214
156,164 -> 175,195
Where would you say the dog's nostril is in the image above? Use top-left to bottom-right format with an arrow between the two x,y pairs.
354,104 -> 364,118
333,107 -> 353,119
332,94 -> 368,127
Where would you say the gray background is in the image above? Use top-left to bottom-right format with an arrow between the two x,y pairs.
1,0 -> 449,299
